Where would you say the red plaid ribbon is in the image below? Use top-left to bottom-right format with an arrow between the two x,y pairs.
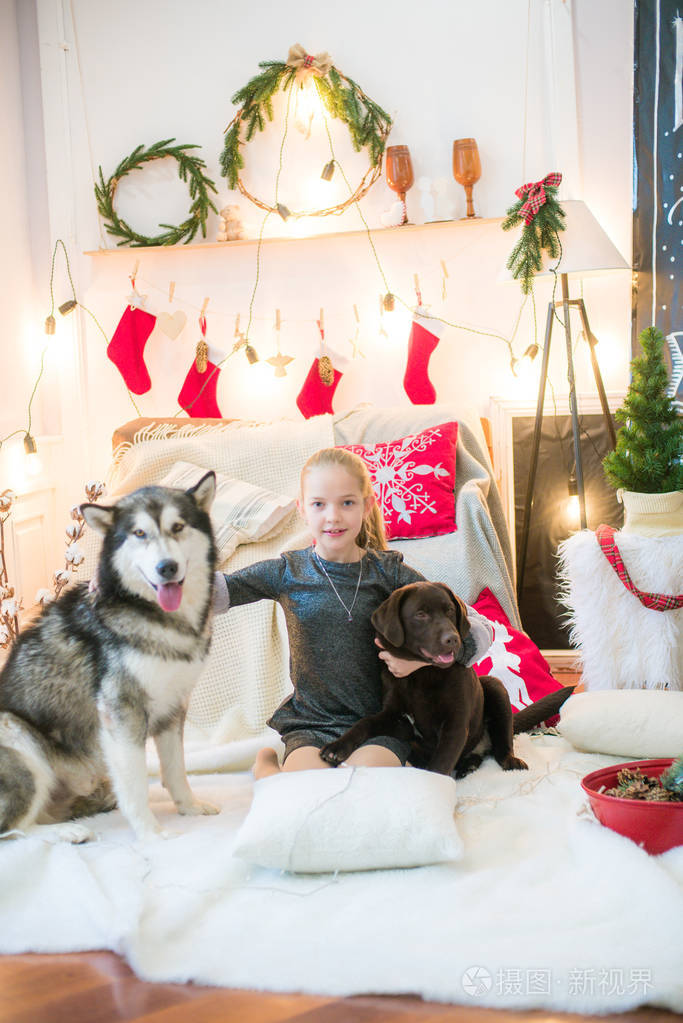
596,524 -> 683,612
515,172 -> 562,225
303,53 -> 315,68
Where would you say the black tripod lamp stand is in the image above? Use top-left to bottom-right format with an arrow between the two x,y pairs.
512,200 -> 630,600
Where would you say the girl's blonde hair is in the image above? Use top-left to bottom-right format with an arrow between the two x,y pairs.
300,447 -> 388,551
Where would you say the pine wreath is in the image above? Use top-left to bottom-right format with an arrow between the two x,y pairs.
95,139 -> 218,247
502,172 -> 566,294
220,45 -> 392,218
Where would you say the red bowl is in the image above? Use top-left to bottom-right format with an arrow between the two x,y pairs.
581,758 -> 683,855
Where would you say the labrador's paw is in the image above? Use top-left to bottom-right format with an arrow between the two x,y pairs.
319,740 -> 351,766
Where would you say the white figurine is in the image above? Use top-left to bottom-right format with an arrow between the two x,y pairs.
417,176 -> 435,223
217,204 -> 244,241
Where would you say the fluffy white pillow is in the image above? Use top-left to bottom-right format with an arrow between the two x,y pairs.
232,766 -> 463,873
160,461 -> 295,561
558,690 -> 683,758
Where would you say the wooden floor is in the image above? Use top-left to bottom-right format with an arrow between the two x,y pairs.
0,952 -> 677,1023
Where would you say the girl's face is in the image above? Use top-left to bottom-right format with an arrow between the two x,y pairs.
299,464 -> 374,562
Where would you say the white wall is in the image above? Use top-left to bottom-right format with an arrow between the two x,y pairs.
0,0 -> 45,468
27,0 -> 633,478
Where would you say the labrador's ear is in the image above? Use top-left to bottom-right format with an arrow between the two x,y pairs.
371,587 -> 409,649
433,583 -> 471,638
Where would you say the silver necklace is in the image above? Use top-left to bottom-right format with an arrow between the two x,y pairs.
314,549 -> 363,622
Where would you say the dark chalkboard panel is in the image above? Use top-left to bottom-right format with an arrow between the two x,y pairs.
513,414 -> 623,650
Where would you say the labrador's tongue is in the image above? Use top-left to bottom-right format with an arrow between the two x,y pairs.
157,582 -> 183,612
434,652 -> 455,665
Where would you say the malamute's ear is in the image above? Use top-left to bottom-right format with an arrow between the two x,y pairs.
187,471 -> 216,512
80,503 -> 115,534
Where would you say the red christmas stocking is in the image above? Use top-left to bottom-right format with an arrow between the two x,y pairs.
178,359 -> 223,417
107,305 -> 157,395
403,309 -> 444,404
296,357 -> 342,419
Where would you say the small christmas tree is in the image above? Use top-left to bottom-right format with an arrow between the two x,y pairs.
602,326 -> 683,493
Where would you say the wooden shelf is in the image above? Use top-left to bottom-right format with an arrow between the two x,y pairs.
84,216 -> 503,256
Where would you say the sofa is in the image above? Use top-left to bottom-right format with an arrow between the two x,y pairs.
92,401 -> 517,746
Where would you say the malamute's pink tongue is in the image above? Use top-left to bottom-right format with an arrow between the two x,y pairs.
157,582 -> 183,612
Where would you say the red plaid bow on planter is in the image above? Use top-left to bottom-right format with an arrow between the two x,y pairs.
596,524 -> 683,612
515,172 -> 563,224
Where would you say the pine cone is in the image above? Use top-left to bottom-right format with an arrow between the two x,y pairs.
195,339 -> 209,373
318,355 -> 334,385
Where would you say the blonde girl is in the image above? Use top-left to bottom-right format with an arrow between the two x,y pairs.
214,448 -> 493,777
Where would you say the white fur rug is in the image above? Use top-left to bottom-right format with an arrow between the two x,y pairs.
1,733 -> 682,1015
558,530 -> 683,690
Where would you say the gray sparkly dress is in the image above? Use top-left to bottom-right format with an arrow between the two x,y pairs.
219,548 -> 493,762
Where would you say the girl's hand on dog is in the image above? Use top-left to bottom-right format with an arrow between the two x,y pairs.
374,638 -> 427,677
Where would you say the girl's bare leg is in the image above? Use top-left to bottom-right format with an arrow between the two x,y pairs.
253,743 -> 400,779
253,745 -> 331,779
345,744 -> 401,767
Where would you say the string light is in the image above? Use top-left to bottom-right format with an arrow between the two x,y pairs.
564,471 -> 581,527
321,160 -> 335,182
23,433 -> 42,477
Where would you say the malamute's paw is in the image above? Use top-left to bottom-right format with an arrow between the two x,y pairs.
42,821 -> 95,844
177,799 -> 220,817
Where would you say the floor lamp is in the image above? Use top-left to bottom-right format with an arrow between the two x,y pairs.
511,200 -> 630,600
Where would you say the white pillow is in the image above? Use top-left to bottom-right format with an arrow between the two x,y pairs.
232,766 -> 463,873
160,461 -> 296,561
558,691 -> 683,758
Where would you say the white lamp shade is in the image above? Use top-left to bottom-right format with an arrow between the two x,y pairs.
498,199 -> 630,282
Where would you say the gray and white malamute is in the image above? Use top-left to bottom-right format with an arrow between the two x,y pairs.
0,472 -> 218,843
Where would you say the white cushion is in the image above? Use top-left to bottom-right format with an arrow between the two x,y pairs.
232,766 -> 463,873
558,690 -> 683,758
160,461 -> 296,560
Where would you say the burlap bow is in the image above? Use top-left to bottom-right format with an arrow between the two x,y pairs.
286,43 -> 333,80
515,172 -> 562,224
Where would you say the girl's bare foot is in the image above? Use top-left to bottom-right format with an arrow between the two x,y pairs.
253,747 -> 281,779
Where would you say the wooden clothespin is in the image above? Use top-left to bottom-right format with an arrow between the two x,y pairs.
169,281 -> 176,303
130,259 -> 140,283
275,308 -> 281,332
414,273 -> 423,308
200,297 -> 210,318
234,313 -> 241,337
349,304 -> 365,358
440,260 -> 449,300
319,308 -> 325,332
378,294 -> 388,337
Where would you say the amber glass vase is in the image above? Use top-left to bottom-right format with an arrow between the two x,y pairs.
452,138 -> 481,218
385,145 -> 414,225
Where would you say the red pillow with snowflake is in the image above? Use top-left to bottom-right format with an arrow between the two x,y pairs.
472,587 -> 563,718
340,421 -> 458,540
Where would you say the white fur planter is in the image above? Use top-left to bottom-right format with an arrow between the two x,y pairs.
558,530 -> 683,690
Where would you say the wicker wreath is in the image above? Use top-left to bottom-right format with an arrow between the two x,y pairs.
95,138 -> 218,247
220,47 -> 392,219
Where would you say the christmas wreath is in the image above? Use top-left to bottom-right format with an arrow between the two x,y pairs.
502,172 -> 566,294
220,44 -> 392,218
95,138 -> 218,247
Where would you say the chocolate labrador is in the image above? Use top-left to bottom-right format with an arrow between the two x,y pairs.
320,581 -> 574,777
